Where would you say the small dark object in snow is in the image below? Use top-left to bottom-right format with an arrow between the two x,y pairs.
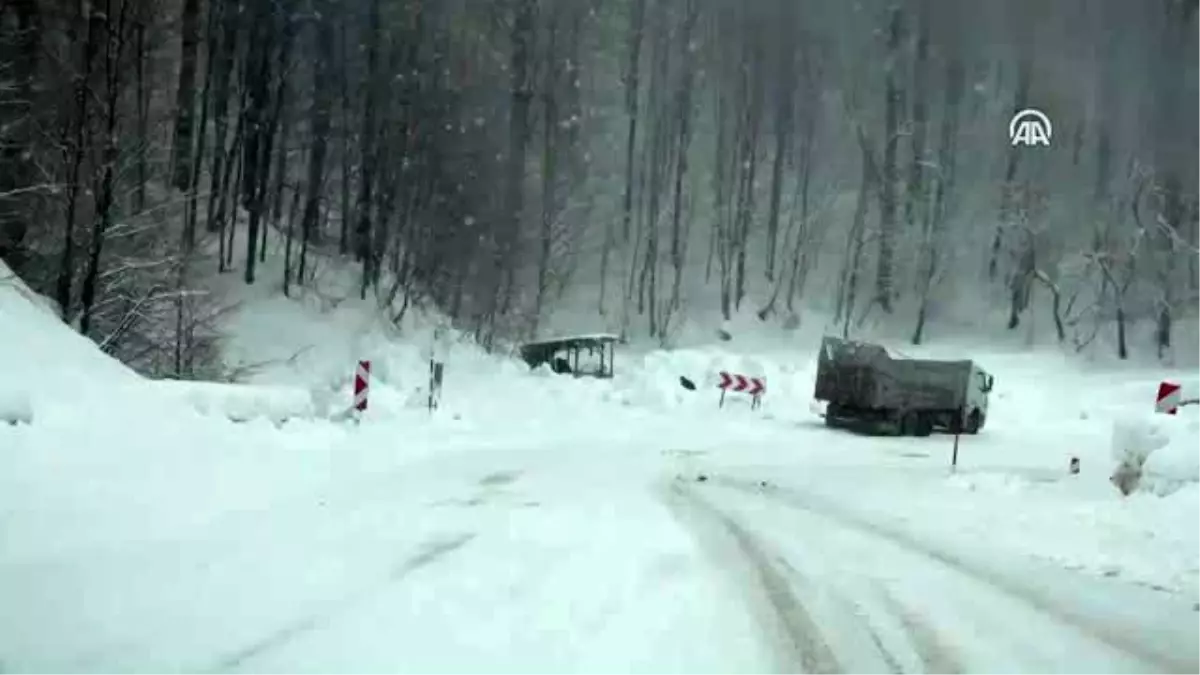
717,329 -> 733,342
759,480 -> 768,488
696,474 -> 708,482
680,376 -> 696,391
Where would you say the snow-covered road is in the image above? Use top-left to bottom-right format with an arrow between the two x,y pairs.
665,474 -> 1198,673
4,439 -> 1195,673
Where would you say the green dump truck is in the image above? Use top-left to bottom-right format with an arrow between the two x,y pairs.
814,336 -> 994,436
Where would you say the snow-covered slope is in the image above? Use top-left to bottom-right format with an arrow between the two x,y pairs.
0,261 -> 139,421
2,246 -> 1196,672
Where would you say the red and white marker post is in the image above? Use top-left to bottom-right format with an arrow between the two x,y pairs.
717,371 -> 767,410
1155,380 -> 1199,415
354,360 -> 370,414
1156,380 -> 1181,415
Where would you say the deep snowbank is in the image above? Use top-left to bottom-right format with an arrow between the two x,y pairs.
0,260 -> 354,559
1111,404 -> 1200,496
0,261 -> 139,424
149,380 -> 317,423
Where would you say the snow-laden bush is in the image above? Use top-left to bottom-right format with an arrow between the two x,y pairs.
1110,413 -> 1199,496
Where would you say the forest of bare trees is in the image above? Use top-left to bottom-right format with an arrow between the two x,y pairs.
0,0 -> 1196,376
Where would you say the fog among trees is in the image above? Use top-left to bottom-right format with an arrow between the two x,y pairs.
0,0 -> 1196,375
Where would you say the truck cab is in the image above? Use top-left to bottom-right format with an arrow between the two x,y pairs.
961,364 -> 994,433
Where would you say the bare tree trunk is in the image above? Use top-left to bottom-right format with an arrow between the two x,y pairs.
784,89 -> 819,315
1149,0 -> 1196,360
493,0 -> 535,325
185,0 -> 221,249
535,5 -> 561,336
601,0 -> 645,315
990,57 -> 1032,281
338,12 -> 354,255
913,54 -> 962,345
763,0 -> 796,284
81,6 -> 129,336
216,106 -> 245,272
708,73 -> 728,285
667,0 -> 698,326
206,0 -> 241,235
134,18 -> 149,213
299,0 -> 335,282
171,0 -> 202,192
56,4 -> 99,317
0,0 -> 40,281
240,1 -> 271,283
356,0 -> 382,298
875,5 -> 903,314
837,147 -> 874,336
733,32 -> 763,312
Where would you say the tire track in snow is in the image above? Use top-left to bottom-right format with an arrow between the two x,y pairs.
660,479 -> 842,674
210,533 -> 475,672
871,582 -> 965,674
711,475 -> 1197,673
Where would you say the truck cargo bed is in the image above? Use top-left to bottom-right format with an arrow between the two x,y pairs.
815,337 -> 975,413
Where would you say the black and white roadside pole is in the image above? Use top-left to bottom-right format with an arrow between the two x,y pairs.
950,427 -> 960,470
951,419 -> 961,471
428,323 -> 448,413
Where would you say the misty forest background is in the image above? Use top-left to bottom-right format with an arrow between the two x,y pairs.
0,0 -> 1196,377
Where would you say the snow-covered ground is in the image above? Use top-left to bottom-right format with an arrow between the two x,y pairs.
2,258 -> 1197,672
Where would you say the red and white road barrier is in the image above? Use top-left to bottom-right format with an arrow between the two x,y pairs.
1156,380 -> 1181,415
354,360 -> 370,412
718,371 -> 766,396
717,371 -> 766,409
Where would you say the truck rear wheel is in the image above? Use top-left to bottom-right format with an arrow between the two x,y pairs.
899,411 -> 932,437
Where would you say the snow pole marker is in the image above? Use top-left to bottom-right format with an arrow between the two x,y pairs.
1155,380 -> 1200,414
951,431 -> 960,471
428,360 -> 444,412
1156,381 -> 1182,415
354,360 -> 370,415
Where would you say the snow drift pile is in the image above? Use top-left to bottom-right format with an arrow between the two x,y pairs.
1110,391 -> 1200,496
0,261 -> 140,425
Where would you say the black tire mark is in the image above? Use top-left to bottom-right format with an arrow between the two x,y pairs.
662,480 -> 842,674
478,471 -> 520,488
212,533 -> 475,672
713,476 -> 1196,674
872,583 -> 965,674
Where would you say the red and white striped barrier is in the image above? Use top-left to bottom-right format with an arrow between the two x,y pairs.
354,360 -> 370,412
1155,380 -> 1181,415
717,371 -> 766,409
718,371 -> 766,396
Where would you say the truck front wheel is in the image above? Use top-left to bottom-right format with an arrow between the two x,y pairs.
825,402 -> 843,427
964,409 -> 984,434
